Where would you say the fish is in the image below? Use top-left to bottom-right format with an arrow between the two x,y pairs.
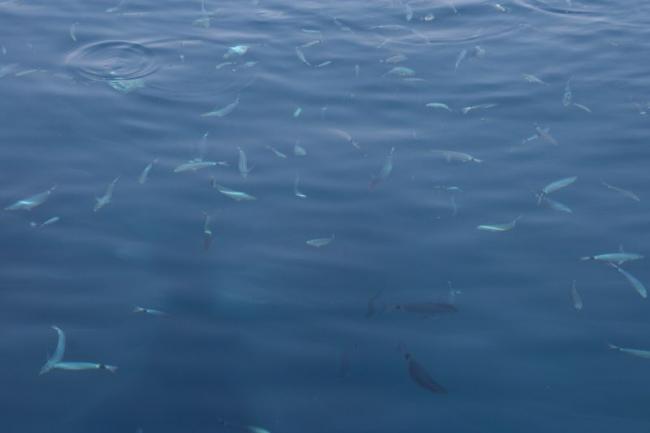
203,212 -> 213,250
40,326 -> 66,375
423,13 -> 435,21
138,158 -> 157,184
201,95 -> 239,117
192,16 -> 212,28
535,126 -> 558,146
133,306 -> 167,316
608,343 -> 650,359
108,78 -> 144,93
94,177 -> 119,212
306,234 -> 335,248
461,103 -> 497,114
293,107 -> 302,118
454,49 -> 467,71
366,290 -> 383,318
174,159 -> 217,173
215,61 -> 234,70
570,280 -> 583,311
5,185 -> 56,211
15,69 -> 41,77
266,145 -> 287,159
573,103 -> 592,113
52,362 -> 118,373
538,176 -> 577,202
405,3 -> 413,21
212,182 -> 256,201
563,78 -> 572,107
405,353 -> 447,394
247,427 -> 270,433
384,66 -> 415,77
369,147 -> 395,190
430,150 -> 482,163
329,128 -> 360,149
295,47 -> 311,66
477,215 -> 522,232
540,196 -> 573,214
315,60 -> 332,68
70,23 -> 78,42
494,3 -> 508,12
473,45 -> 486,58
294,143 -> 307,156
382,54 -> 407,64
522,73 -> 546,85
601,181 -> 640,202
395,302 -> 457,316
300,40 -> 321,48
223,45 -> 248,59
610,263 -> 647,298
294,174 -> 307,199
580,252 -> 643,264
237,147 -> 253,179
30,216 -> 60,229
425,102 -> 452,112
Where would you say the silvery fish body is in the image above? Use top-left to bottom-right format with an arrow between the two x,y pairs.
477,215 -> 522,232
238,147 -> 252,178
580,252 -> 643,264
405,353 -> 447,394
5,186 -> 56,211
134,306 -> 167,316
94,177 -> 119,212
53,362 -> 118,373
431,150 -> 482,163
570,280 -> 583,311
611,264 -> 647,298
138,159 -> 157,184
223,45 -> 248,59
425,102 -> 452,111
601,181 -> 640,202
201,96 -> 239,117
540,196 -> 572,213
40,326 -> 66,375
174,160 -> 217,173
609,343 -> 650,359
306,234 -> 334,247
213,183 -> 256,201
541,176 -> 577,195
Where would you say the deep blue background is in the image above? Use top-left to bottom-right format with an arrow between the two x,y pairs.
1,0 -> 650,431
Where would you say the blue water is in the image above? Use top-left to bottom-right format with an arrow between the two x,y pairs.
2,0 -> 650,431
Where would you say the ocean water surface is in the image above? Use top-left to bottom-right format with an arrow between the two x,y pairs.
2,0 -> 650,431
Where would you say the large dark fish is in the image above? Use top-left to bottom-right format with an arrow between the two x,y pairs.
394,302 -> 457,315
405,353 -> 447,394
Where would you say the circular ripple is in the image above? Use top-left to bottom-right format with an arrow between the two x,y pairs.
66,41 -> 159,81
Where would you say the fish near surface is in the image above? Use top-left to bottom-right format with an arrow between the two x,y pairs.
369,147 -> 395,190
431,150 -> 482,163
94,177 -> 119,212
405,353 -> 447,394
5,185 -> 56,211
306,234 -> 335,247
477,215 -> 522,232
608,343 -> 650,359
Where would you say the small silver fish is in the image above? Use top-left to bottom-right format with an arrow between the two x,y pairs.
522,74 -> 546,85
70,22 -> 78,42
40,326 -> 66,375
294,143 -> 307,156
215,61 -> 234,70
329,128 -> 360,149
174,159 -> 217,173
30,216 -> 60,229
138,158 -> 157,184
94,177 -> 119,212
237,147 -> 252,179
461,103 -> 497,114
316,60 -> 332,68
570,280 -> 583,311
203,211 -> 213,250
382,54 -> 407,64
201,95 -> 240,117
477,215 -> 522,232
454,49 -> 467,71
425,102 -> 452,112
52,362 -> 118,373
430,150 -> 482,163
133,306 -> 167,316
540,196 -> 573,214
5,185 -> 56,211
294,173 -> 307,199
494,3 -> 508,12
610,263 -> 647,298
385,66 -> 415,77
306,234 -> 334,247
108,78 -> 144,93
266,145 -> 287,159
369,147 -> 395,190
608,343 -> 650,359
212,182 -> 256,201
539,176 -> 577,199
601,181 -> 640,202
573,103 -> 592,113
301,40 -> 321,48
535,126 -> 558,146
580,252 -> 644,264
295,46 -> 311,66
293,107 -> 302,118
